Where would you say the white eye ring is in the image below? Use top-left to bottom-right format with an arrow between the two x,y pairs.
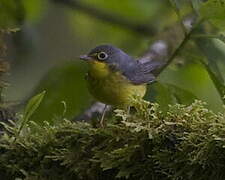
97,52 -> 108,60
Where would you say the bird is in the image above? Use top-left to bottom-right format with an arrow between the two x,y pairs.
80,44 -> 163,126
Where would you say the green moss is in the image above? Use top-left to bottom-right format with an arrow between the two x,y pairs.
0,100 -> 225,180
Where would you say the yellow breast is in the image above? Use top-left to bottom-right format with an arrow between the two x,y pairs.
86,61 -> 146,106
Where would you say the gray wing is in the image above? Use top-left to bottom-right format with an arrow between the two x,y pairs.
123,60 -> 164,85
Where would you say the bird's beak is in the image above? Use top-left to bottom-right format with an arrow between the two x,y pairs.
79,54 -> 92,61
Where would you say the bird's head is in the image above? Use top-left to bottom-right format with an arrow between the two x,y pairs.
80,44 -> 134,78
80,44 -> 130,63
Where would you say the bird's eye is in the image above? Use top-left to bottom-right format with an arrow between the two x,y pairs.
97,52 -> 108,60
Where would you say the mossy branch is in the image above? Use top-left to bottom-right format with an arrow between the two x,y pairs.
0,100 -> 225,180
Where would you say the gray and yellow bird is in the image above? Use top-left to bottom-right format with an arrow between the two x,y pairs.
80,44 -> 162,126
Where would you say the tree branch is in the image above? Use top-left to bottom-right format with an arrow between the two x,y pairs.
52,0 -> 156,36
156,29 -> 192,75
156,18 -> 202,76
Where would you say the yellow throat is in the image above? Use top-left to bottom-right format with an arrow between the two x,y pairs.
86,60 -> 147,106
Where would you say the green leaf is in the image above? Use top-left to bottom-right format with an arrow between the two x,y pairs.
200,0 -> 225,29
148,82 -> 197,110
170,0 -> 182,9
23,90 -> 46,121
194,31 -> 225,104
18,90 -> 46,134
29,63 -> 91,124
200,60 -> 225,104
168,83 -> 198,104
190,0 -> 202,13
218,33 -> 225,44
199,40 -> 224,82
193,33 -> 225,44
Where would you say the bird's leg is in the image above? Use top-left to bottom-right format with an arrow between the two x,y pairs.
127,106 -> 130,115
100,104 -> 108,127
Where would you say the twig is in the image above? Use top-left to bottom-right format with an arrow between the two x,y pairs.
156,30 -> 192,75
157,19 -> 203,75
52,0 -> 156,36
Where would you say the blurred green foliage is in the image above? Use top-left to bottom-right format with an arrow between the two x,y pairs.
147,82 -> 197,111
82,0 -> 161,21
0,0 -> 46,27
0,0 -> 24,27
200,0 -> 225,29
22,0 -> 47,22
31,62 -> 91,124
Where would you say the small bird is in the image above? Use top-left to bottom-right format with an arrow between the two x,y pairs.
80,44 -> 162,126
